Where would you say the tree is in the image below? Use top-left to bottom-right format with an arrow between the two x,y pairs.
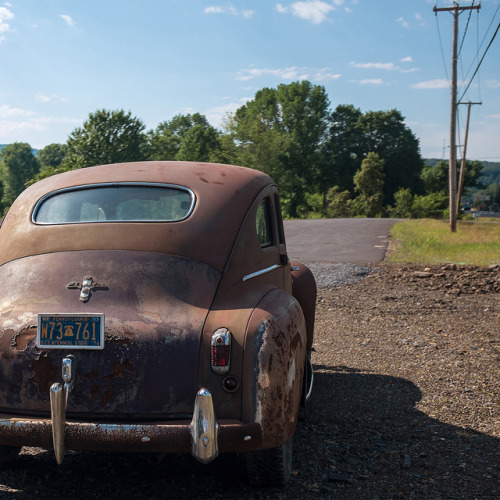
149,113 -> 221,162
324,105 -> 364,196
227,81 -> 330,218
357,110 -> 423,206
422,159 -> 484,194
389,187 -> 414,218
325,186 -> 352,218
324,107 -> 424,208
412,192 -> 448,218
0,142 -> 39,212
351,152 -> 385,217
37,143 -> 68,169
63,109 -> 149,169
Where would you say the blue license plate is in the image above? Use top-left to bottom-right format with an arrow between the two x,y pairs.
37,314 -> 105,349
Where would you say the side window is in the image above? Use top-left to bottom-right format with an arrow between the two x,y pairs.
274,194 -> 285,245
256,198 -> 273,248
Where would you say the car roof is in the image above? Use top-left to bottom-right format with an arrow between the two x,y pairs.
0,161 -> 275,272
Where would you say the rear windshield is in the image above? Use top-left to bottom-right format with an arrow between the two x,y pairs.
33,184 -> 195,224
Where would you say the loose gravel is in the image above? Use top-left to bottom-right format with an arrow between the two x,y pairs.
0,263 -> 498,499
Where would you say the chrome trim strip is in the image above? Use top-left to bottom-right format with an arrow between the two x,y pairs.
305,355 -> 314,402
242,264 -> 281,282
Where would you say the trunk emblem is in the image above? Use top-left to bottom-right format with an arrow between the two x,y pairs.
67,276 -> 108,303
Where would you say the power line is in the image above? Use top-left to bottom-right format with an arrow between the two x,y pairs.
459,2 -> 500,97
458,0 -> 476,57
459,18 -> 500,102
435,11 -> 450,85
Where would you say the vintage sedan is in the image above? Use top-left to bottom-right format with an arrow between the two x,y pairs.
0,161 -> 316,486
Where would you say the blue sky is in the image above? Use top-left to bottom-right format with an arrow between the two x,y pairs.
1,0 -> 499,160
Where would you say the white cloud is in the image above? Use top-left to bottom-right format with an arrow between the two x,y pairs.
0,110 -> 80,142
415,13 -> 426,26
315,68 -> 342,80
350,61 -> 396,71
397,16 -> 409,29
352,78 -> 385,85
400,67 -> 420,74
411,79 -> 449,89
34,92 -> 68,103
400,56 -> 413,63
204,4 -> 254,18
0,5 -> 14,42
237,66 -> 309,81
236,66 -> 341,82
350,60 -> 419,73
277,1 -> 342,24
487,114 -> 500,119
485,80 -> 500,89
204,99 -> 251,128
60,14 -> 75,27
0,105 -> 36,118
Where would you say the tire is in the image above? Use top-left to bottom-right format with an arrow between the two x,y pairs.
245,438 -> 293,487
0,446 -> 21,464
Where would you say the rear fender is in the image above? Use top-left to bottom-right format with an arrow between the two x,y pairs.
290,261 -> 316,353
241,289 -> 306,448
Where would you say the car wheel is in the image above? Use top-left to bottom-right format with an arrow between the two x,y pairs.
245,438 -> 292,487
0,446 -> 21,464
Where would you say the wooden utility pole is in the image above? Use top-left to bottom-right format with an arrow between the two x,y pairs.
456,101 -> 481,215
433,2 -> 480,232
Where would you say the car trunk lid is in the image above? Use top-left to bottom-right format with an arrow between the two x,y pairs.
0,250 -> 220,418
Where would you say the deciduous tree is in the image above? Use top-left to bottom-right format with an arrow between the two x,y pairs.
63,109 -> 149,169
228,81 -> 330,218
0,142 -> 39,212
351,152 -> 385,217
149,113 -> 221,162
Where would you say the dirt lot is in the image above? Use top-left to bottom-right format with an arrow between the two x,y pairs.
0,263 -> 498,499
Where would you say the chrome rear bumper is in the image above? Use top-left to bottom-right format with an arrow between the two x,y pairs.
0,389 -> 263,464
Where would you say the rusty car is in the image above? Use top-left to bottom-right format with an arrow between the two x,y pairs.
0,161 -> 316,486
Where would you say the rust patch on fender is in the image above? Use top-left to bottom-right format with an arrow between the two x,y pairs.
105,360 -> 134,379
84,369 -> 100,380
90,385 -> 114,405
12,326 -> 37,351
31,355 -> 58,394
0,329 -> 16,361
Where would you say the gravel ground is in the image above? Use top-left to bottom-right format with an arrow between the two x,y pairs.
0,262 -> 498,499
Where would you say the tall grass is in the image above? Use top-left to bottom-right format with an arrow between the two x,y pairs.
388,219 -> 500,266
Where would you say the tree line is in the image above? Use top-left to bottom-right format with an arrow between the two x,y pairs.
0,80 -> 485,218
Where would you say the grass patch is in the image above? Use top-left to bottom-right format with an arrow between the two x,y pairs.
388,219 -> 500,266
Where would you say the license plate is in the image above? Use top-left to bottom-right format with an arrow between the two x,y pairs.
37,314 -> 105,349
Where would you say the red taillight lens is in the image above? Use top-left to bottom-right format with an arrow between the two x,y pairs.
211,345 -> 230,366
211,328 -> 231,374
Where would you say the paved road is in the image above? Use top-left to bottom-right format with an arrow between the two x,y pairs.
284,218 -> 399,264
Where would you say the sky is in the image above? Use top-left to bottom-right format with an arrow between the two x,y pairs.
0,0 -> 499,161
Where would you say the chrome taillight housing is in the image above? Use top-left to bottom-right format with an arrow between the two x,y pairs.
211,328 -> 231,375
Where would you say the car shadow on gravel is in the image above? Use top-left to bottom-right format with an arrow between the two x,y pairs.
294,365 -> 499,499
0,367 -> 498,499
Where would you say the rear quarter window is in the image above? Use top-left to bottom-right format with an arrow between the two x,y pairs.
256,198 -> 274,248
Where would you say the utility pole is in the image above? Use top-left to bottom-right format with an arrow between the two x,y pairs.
456,101 -> 481,215
434,2 -> 480,232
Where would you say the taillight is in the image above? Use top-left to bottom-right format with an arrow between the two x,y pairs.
211,328 -> 231,375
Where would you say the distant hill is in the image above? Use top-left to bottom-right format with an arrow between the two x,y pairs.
0,144 -> 39,156
424,158 -> 500,186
